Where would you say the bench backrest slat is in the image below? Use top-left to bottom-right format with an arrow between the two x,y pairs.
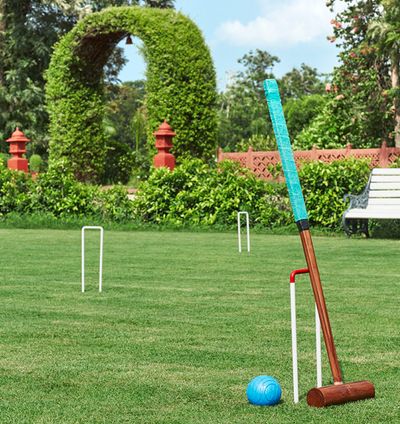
371,175 -> 400,183
371,168 -> 400,176
370,182 -> 400,190
369,190 -> 400,198
368,198 -> 400,205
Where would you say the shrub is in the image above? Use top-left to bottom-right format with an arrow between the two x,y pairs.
0,153 -> 9,168
29,154 -> 44,173
0,168 -> 33,216
0,157 -> 374,231
0,161 -> 134,222
133,159 -> 291,227
103,140 -> 137,185
30,162 -> 99,218
299,158 -> 371,228
96,185 -> 135,221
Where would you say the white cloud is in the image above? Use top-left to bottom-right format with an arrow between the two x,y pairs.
216,0 -> 335,47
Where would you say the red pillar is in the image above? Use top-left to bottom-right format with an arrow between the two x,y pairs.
6,128 -> 30,173
153,120 -> 176,170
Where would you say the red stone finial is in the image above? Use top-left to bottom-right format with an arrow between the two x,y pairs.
153,120 -> 176,170
6,128 -> 30,173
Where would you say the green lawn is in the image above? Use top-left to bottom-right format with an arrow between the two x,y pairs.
0,229 -> 398,423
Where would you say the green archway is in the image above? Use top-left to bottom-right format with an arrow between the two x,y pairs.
46,6 -> 217,182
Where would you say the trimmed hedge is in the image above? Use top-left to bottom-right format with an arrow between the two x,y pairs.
46,6 -> 217,182
0,158 -> 373,231
133,159 -> 292,227
0,161 -> 135,221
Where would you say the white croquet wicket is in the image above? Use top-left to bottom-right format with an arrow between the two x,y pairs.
81,226 -> 104,293
290,268 -> 322,403
237,211 -> 250,253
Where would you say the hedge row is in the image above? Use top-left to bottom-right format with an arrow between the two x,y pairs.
0,158 -> 371,230
0,161 -> 135,222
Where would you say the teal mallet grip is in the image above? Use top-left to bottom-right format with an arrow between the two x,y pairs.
263,79 -> 308,223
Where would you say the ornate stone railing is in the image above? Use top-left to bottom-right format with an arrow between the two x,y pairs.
217,142 -> 400,180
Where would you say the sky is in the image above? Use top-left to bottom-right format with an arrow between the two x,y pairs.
118,0 -> 343,90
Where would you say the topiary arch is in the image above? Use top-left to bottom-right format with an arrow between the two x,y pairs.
46,6 -> 217,182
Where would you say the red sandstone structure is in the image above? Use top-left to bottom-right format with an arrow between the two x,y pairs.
153,120 -> 176,171
6,128 -> 30,173
217,142 -> 400,180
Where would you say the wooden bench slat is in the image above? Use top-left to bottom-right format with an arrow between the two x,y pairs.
371,168 -> 400,175
369,190 -> 400,198
368,198 -> 400,205
345,208 -> 400,219
371,175 -> 400,183
370,182 -> 400,190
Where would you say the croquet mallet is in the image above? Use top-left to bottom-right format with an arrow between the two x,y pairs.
264,79 -> 375,407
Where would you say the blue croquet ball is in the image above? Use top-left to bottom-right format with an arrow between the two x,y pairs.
246,375 -> 282,406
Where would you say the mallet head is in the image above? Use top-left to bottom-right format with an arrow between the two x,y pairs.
307,380 -> 375,407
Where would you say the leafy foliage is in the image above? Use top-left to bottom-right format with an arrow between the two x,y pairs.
133,159 -> 292,227
283,94 -> 326,141
0,162 -> 135,220
142,0 -> 175,7
29,154 -> 44,172
299,158 -> 371,227
0,157 -> 374,230
103,80 -> 148,183
319,0 -> 396,148
46,6 -> 217,182
0,165 -> 33,215
280,63 -> 326,101
217,50 -> 278,151
0,0 -> 137,156
218,50 -> 326,152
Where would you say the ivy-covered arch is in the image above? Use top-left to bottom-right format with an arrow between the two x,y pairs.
46,6 -> 217,182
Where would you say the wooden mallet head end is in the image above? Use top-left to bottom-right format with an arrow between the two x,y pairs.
307,380 -> 375,407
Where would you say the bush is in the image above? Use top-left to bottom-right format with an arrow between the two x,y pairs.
0,157 -> 374,231
0,168 -> 33,216
299,158 -> 371,228
133,159 -> 291,227
0,153 -> 9,168
30,164 -> 99,218
0,162 -> 135,222
29,154 -> 44,173
96,185 -> 135,222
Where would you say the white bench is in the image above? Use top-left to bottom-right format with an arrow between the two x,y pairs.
342,168 -> 400,236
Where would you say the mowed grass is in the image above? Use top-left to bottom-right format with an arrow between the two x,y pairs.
0,229 -> 399,424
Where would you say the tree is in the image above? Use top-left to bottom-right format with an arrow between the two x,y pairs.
284,94 -> 326,140
237,49 -> 279,100
368,0 -> 400,145
103,80 -> 147,183
218,49 -> 326,151
325,0 -> 396,147
142,0 -> 175,8
0,0 -> 137,156
218,50 -> 279,150
280,64 -> 325,101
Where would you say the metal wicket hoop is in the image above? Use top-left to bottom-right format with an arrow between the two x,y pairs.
237,211 -> 250,253
81,226 -> 104,293
290,268 -> 322,403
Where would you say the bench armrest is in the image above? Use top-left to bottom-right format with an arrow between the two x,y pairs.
343,174 -> 372,210
343,191 -> 369,209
